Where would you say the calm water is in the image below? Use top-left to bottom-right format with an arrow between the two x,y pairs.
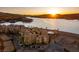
0,17 -> 79,34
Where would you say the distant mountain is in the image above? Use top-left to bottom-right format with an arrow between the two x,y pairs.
28,14 -> 79,20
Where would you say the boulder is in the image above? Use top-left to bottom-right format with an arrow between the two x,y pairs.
0,40 -> 4,52
55,36 -> 79,52
36,35 -> 42,44
23,33 -> 34,45
3,41 -> 15,52
0,34 -> 10,41
43,35 -> 49,44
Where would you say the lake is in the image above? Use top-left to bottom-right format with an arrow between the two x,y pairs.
0,17 -> 79,34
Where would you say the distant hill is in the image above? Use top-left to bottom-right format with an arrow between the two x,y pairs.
27,14 -> 79,20
0,12 -> 33,23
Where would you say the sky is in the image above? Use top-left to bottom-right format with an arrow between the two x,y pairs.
0,7 -> 79,15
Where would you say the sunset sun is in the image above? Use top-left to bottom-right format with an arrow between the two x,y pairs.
48,9 -> 61,15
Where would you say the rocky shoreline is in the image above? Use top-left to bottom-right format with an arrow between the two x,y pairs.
0,25 -> 56,52
0,25 -> 79,52
0,12 -> 33,23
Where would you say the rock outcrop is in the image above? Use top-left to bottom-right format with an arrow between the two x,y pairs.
0,25 -> 51,45
0,25 -> 79,52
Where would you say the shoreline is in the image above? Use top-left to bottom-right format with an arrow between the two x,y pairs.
0,25 -> 79,52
